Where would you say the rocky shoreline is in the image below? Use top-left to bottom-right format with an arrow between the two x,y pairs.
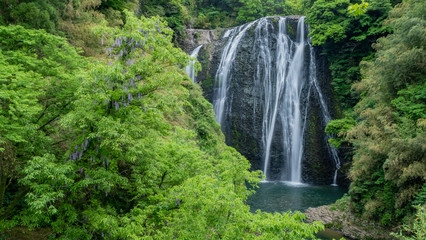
305,205 -> 397,240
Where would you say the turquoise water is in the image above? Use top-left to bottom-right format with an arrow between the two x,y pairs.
247,181 -> 347,213
247,181 -> 348,240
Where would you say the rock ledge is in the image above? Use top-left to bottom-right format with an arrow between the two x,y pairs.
305,205 -> 397,240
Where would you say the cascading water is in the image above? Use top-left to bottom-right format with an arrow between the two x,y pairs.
212,16 -> 341,185
185,45 -> 203,82
214,22 -> 256,125
280,18 -> 306,183
307,42 -> 341,185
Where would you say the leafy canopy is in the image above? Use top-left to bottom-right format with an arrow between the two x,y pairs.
347,0 -> 425,226
0,24 -> 85,227
348,0 -> 369,16
4,10 -> 324,239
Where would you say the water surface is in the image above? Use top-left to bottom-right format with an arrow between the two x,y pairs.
247,181 -> 347,213
247,182 -> 348,239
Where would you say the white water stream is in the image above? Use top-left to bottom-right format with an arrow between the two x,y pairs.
185,45 -> 203,82
214,22 -> 256,125
213,17 -> 340,185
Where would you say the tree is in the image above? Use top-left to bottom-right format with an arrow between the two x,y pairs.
348,0 -> 369,16
348,0 -> 425,225
3,0 -> 61,34
307,0 -> 394,111
237,0 -> 292,23
0,0 -> 138,57
237,0 -> 264,22
9,10 -> 324,238
325,116 -> 356,149
0,24 -> 85,224
392,205 -> 426,240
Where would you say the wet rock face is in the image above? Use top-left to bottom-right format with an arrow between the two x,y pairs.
305,51 -> 351,186
186,16 -> 347,185
181,29 -> 221,53
181,28 -> 221,101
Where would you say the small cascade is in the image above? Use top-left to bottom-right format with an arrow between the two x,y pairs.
307,43 -> 341,185
214,21 -> 256,126
185,45 -> 203,82
212,16 -> 341,185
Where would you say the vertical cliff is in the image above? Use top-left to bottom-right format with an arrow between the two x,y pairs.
184,16 -> 349,185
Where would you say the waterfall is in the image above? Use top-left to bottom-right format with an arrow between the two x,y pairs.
214,21 -> 256,126
307,42 -> 341,186
256,18 -> 278,179
185,45 -> 203,82
212,16 -> 341,184
256,17 -> 307,182
281,18 -> 306,183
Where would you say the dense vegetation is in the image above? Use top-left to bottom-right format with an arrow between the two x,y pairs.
0,2 -> 324,239
0,0 -> 135,56
307,0 -> 401,111
347,0 -> 425,226
320,0 -> 425,229
1,0 -> 425,239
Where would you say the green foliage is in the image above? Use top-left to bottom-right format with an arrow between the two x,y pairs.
235,0 -> 318,24
0,0 -> 137,56
307,0 -> 394,110
4,0 -> 424,237
137,0 -> 312,36
348,0 -> 369,16
325,117 -> 356,148
392,83 -> 426,121
237,0 -> 263,23
0,24 -> 85,229
141,0 -> 292,38
3,0 -> 62,34
0,52 -> 43,144
59,0 -> 123,57
391,205 -> 426,240
99,0 -> 127,11
330,193 -> 350,211
286,0 -> 310,15
139,0 -> 195,42
193,6 -> 236,29
0,24 -> 84,144
412,184 -> 426,206
236,0 -> 292,23
306,0 -> 351,45
307,0 -> 392,45
347,0 -> 426,226
20,154 -> 74,227
1,11 -> 325,238
0,23 -> 84,146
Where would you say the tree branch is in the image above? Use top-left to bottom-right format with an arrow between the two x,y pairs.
37,102 -> 71,131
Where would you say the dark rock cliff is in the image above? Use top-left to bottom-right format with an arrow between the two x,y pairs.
183,16 -> 349,186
